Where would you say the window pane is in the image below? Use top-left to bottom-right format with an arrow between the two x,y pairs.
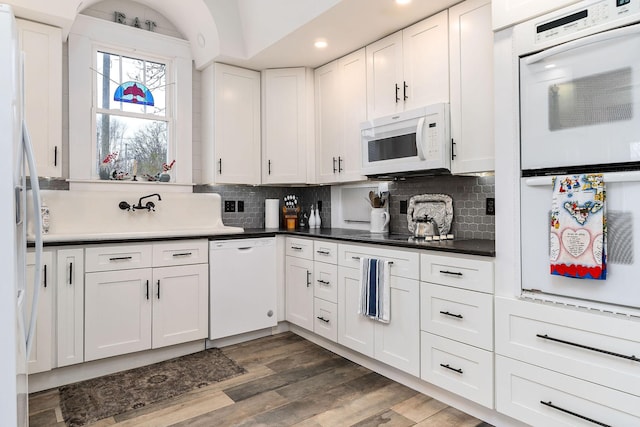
96,51 -> 166,116
96,113 -> 168,179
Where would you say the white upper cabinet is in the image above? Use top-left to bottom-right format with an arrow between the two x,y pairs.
492,0 -> 580,30
315,49 -> 367,184
366,11 -> 449,120
201,63 -> 261,185
449,0 -> 494,174
17,19 -> 62,178
262,67 -> 315,184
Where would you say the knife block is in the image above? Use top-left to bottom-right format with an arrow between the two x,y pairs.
283,207 -> 300,230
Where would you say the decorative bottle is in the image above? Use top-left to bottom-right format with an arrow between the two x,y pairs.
309,205 -> 316,228
41,198 -> 50,234
314,206 -> 321,229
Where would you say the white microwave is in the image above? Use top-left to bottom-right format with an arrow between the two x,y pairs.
360,104 -> 450,177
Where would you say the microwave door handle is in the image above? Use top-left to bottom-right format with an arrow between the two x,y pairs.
525,24 -> 640,65
415,117 -> 427,160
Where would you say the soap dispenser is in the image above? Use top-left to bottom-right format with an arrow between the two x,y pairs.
314,206 -> 321,229
309,205 -> 316,228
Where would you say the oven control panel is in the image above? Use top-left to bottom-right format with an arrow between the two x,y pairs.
535,0 -> 639,43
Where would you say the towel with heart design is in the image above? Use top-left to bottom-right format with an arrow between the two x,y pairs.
549,174 -> 606,280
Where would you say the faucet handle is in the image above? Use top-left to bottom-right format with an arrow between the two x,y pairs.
145,201 -> 156,211
119,201 -> 131,211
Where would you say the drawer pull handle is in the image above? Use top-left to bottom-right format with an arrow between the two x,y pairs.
316,316 -> 330,323
540,401 -> 611,427
440,363 -> 463,374
317,279 -> 330,285
109,256 -> 133,261
440,310 -> 463,319
351,256 -> 394,265
316,250 -> 331,255
440,270 -> 463,276
172,252 -> 193,257
291,246 -> 303,251
536,334 -> 640,362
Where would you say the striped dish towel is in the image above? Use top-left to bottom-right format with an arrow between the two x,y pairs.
358,257 -> 391,323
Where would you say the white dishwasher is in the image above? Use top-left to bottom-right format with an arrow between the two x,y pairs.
209,237 -> 276,339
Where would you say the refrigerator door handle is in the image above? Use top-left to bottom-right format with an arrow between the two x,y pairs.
23,120 -> 43,359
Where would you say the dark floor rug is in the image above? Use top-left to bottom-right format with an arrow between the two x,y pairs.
58,348 -> 246,427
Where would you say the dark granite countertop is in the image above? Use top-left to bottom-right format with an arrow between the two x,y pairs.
213,228 -> 495,257
36,227 -> 494,257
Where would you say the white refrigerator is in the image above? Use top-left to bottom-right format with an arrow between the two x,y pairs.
1,4 -> 43,426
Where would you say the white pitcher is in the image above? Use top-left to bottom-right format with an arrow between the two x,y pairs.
370,208 -> 390,233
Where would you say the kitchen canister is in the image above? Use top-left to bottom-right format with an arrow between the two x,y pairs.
265,199 -> 280,229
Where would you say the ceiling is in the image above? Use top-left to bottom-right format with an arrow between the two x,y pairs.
220,0 -> 463,70
8,0 -> 462,70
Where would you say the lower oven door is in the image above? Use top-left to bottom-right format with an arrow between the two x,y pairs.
520,171 -> 640,309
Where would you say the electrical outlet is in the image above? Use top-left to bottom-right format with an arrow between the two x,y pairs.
486,197 -> 495,215
237,200 -> 244,212
224,200 -> 236,212
400,200 -> 408,214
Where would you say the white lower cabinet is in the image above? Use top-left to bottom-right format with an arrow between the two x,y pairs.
496,355 -> 640,426
421,332 -> 493,408
85,268 -> 153,361
84,240 -> 208,361
337,263 -> 420,376
56,248 -> 84,367
26,251 -> 53,374
285,255 -> 314,330
313,298 -> 337,342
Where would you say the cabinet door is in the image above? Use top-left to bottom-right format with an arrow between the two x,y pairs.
337,49 -> 367,182
285,256 -> 314,330
402,10 -> 450,110
337,266 -> 374,358
366,31 -> 404,120
56,248 -> 84,367
374,276 -> 420,376
314,261 -> 338,304
315,60 -> 341,184
262,68 -> 311,184
492,0 -> 580,31
450,0 -> 494,174
213,63 -> 261,184
17,19 -> 62,177
152,264 -> 209,348
84,268 -> 152,361
26,251 -> 53,374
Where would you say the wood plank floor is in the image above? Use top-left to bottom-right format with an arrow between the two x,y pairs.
29,332 -> 490,427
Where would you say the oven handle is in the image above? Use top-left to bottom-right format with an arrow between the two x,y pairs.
416,117 -> 427,160
524,170 -> 640,187
524,23 -> 640,65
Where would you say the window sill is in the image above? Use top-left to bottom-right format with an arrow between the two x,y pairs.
67,179 -> 195,193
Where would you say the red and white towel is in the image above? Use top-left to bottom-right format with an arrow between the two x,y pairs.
549,174 -> 606,280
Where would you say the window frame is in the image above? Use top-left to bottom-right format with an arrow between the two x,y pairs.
92,46 -> 174,180
68,14 -> 192,189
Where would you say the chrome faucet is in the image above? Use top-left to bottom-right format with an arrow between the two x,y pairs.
133,193 -> 162,211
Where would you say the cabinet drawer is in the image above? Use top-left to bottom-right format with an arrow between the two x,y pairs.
314,240 -> 338,264
314,261 -> 338,304
421,283 -> 493,351
153,240 -> 208,267
420,253 -> 493,293
421,332 -> 493,408
338,244 -> 419,279
85,244 -> 152,272
314,298 -> 337,342
286,237 -> 314,260
496,355 -> 640,426
496,297 -> 640,398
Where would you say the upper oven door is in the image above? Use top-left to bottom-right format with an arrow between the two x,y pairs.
520,23 -> 640,171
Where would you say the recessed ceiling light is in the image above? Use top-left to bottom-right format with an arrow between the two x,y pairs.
314,40 -> 328,49
396,0 -> 411,5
